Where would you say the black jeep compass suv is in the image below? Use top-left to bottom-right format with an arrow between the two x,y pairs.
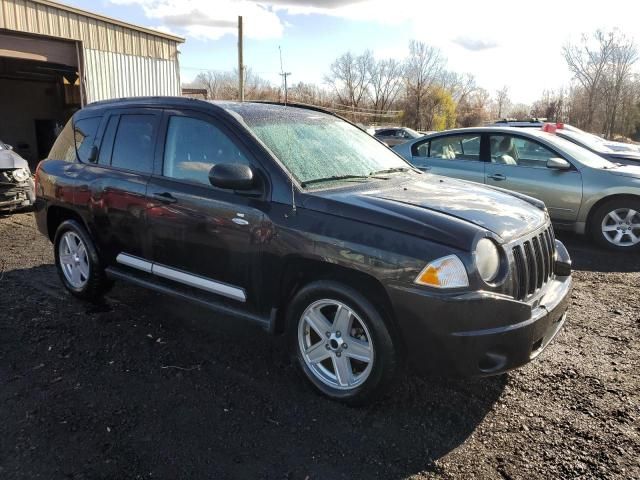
34,97 -> 572,404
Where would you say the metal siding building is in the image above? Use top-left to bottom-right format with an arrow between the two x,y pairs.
0,0 -> 184,164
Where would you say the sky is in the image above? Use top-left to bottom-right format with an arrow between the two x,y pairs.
63,0 -> 640,105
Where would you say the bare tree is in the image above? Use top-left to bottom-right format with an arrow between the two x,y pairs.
563,30 -> 616,129
367,58 -> 404,118
404,40 -> 445,129
602,32 -> 638,137
495,86 -> 510,119
324,50 -> 374,109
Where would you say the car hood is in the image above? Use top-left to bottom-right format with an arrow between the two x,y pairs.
0,150 -> 29,170
608,151 -> 640,162
607,163 -> 640,179
307,175 -> 547,245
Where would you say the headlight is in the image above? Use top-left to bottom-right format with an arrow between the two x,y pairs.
475,238 -> 500,283
11,168 -> 30,182
414,255 -> 469,289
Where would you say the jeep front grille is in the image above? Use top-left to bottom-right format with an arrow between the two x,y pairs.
512,226 -> 555,301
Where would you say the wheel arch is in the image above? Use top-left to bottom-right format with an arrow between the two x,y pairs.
273,256 -> 399,342
584,193 -> 640,234
46,206 -> 88,242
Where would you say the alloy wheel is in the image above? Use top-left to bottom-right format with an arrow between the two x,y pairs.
601,208 -> 640,247
298,299 -> 374,390
58,231 -> 90,288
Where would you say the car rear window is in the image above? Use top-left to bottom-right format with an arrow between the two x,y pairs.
74,117 -> 101,163
48,119 -> 76,162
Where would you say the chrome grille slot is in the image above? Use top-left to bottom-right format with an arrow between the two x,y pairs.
511,225 -> 556,301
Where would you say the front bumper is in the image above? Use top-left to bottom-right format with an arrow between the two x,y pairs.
388,246 -> 573,376
0,178 -> 35,211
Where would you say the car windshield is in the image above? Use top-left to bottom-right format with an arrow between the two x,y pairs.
538,132 -> 616,168
559,130 -> 615,154
225,104 -> 412,187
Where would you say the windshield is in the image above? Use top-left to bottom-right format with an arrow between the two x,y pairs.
227,104 -> 412,186
404,128 -> 421,138
539,132 -> 616,169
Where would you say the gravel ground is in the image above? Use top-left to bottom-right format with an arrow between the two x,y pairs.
0,212 -> 638,480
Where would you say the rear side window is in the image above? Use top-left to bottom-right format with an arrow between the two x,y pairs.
74,117 -> 101,162
110,115 -> 155,173
48,119 -> 76,162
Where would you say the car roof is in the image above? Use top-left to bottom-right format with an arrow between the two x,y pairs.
78,96 -> 339,120
422,126 -> 546,137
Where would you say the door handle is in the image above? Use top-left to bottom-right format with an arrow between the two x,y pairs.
489,173 -> 506,181
152,192 -> 177,204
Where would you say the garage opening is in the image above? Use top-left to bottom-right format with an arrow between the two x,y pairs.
0,32 -> 82,170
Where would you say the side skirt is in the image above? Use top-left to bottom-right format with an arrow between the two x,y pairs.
105,267 -> 273,331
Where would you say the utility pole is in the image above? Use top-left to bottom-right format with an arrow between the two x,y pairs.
238,16 -> 244,102
279,46 -> 291,105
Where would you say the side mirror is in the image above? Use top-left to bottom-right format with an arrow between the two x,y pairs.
209,163 -> 254,190
547,157 -> 571,170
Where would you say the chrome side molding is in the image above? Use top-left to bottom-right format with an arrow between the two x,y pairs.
116,253 -> 246,303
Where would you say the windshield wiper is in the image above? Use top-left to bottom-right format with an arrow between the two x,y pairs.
301,174 -> 371,187
368,166 -> 412,176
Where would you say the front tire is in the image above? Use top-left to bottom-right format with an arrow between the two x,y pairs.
591,198 -> 640,251
287,281 -> 398,405
54,219 -> 110,301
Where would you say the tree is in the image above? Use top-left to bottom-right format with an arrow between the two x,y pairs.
367,58 -> 404,118
456,88 -> 491,127
495,86 -> 510,119
602,32 -> 638,137
404,40 -> 445,129
563,30 -> 616,129
324,51 -> 374,109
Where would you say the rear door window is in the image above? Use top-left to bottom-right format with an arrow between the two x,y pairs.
427,135 -> 481,161
109,114 -> 156,173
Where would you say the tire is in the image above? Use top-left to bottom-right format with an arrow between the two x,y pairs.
287,280 -> 398,405
590,197 -> 640,251
53,219 -> 111,301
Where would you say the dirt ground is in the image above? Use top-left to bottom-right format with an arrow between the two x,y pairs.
0,212 -> 638,480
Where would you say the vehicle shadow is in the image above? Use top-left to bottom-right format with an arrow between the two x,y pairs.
1,265 -> 506,479
555,231 -> 640,273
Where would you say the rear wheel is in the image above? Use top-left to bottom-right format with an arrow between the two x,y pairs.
591,198 -> 640,251
288,281 -> 398,405
54,219 -> 111,301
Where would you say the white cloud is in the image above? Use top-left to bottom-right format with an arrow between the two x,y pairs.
111,0 -> 640,103
110,0 -> 285,40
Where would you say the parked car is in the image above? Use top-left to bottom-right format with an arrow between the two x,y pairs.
34,98 -> 572,404
0,140 -> 35,212
492,120 -> 640,158
541,124 -> 640,165
394,126 -> 640,251
374,127 -> 422,146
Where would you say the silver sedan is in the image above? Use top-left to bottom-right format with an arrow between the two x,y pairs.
393,127 -> 640,251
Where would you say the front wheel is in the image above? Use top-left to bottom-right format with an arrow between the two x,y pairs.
288,281 -> 398,405
591,198 -> 640,251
